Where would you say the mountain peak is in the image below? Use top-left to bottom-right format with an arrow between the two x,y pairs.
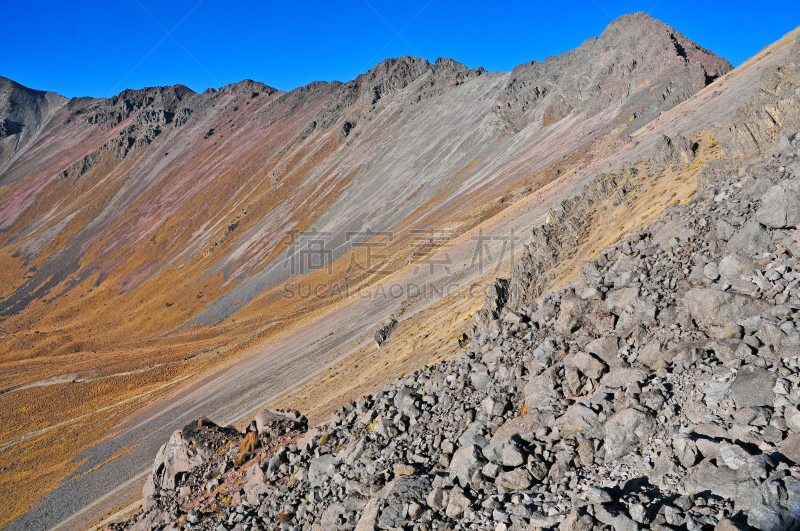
218,79 -> 278,96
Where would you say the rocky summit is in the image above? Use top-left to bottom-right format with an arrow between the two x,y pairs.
104,34 -> 800,531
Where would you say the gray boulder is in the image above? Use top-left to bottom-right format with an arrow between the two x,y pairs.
756,180 -> 800,228
730,365 -> 777,408
779,433 -> 800,464
718,252 -> 757,279
682,459 -> 737,498
523,367 -> 559,407
470,368 -> 492,391
458,423 -> 489,448
747,473 -> 800,531
603,408 -> 656,460
684,288 -> 770,328
375,475 -> 432,529
151,429 -> 206,491
449,445 -> 485,486
558,402 -> 604,439
495,468 -> 532,493
600,367 -> 651,389
308,454 -> 337,487
605,287 -> 640,315
354,475 -> 432,531
482,435 -> 524,464
727,220 -> 775,255
568,351 -> 607,380
313,498 -> 367,531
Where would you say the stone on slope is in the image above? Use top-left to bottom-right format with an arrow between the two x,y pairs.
747,473 -> 800,531
524,367 -> 560,408
482,435 -> 524,464
492,409 -> 556,442
685,288 -> 770,328
603,408 -> 656,460
727,220 -> 775,255
718,252 -> 757,279
756,180 -> 800,229
682,459 -> 738,498
605,287 -> 641,315
600,367 -> 651,389
730,365 -> 777,408
308,454 -> 337,487
779,433 -> 800,464
495,468 -> 532,493
558,402 -> 604,439
449,445 -> 485,487
151,429 -> 203,490
567,351 -> 607,380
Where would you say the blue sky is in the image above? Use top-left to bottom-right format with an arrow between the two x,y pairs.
3,1 -> 799,98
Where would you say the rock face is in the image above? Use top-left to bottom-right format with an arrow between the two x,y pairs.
373,319 -> 397,347
0,76 -> 67,177
473,279 -> 509,331
494,12 -> 730,135
720,35 -> 800,158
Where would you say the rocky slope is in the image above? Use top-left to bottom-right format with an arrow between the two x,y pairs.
0,13 -> 738,527
105,34 -> 800,531
0,13 -> 727,328
111,133 -> 800,531
0,76 -> 66,173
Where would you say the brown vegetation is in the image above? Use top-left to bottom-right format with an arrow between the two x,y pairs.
233,431 -> 260,467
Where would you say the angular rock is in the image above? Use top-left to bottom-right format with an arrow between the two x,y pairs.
682,459 -> 737,498
779,433 -> 800,464
747,474 -> 800,531
449,445 -> 485,487
727,220 -> 775,255
730,365 -> 777,408
756,180 -> 800,229
603,408 -> 656,460
308,454 -> 337,487
558,402 -> 604,439
685,288 -> 770,328
600,367 -> 651,389
495,468 -> 532,493
568,351 -> 607,380
482,435 -> 524,464
524,367 -> 559,407
719,252 -> 757,279
605,287 -> 641,315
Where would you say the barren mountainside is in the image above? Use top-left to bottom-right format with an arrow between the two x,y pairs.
0,13 -> 729,327
108,27 -> 800,531
5,11 -> 782,531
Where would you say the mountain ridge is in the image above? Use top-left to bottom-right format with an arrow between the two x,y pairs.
0,12 -> 745,529
103,21 -> 800,531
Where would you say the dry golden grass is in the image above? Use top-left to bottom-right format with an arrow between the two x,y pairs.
234,432 -> 259,467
